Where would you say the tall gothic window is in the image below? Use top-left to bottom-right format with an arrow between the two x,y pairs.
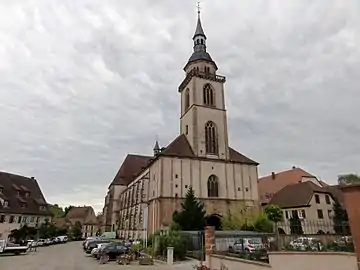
205,121 -> 218,155
203,84 -> 215,106
185,88 -> 190,110
207,175 -> 219,197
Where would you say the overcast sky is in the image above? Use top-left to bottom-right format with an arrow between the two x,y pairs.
0,0 -> 359,213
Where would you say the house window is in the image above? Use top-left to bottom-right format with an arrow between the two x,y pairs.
185,185 -> 188,188
317,209 -> 324,219
185,88 -> 190,110
0,187 -> 3,194
325,195 -> 330,204
285,211 -> 289,219
291,210 -> 298,218
9,216 -> 14,223
245,187 -> 249,192
0,215 -> 5,223
18,216 -> 22,223
238,187 -> 241,191
30,216 -> 35,223
203,84 -> 215,106
205,121 -> 218,155
328,209 -> 332,218
23,216 -> 28,223
207,175 -> 219,197
175,184 -> 178,188
299,209 -> 306,219
315,194 -> 320,204
3,200 -> 9,207
175,193 -> 178,198
185,125 -> 189,135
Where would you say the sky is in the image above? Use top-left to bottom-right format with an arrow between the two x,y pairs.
0,0 -> 359,213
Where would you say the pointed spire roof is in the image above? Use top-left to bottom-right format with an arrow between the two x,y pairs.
184,6 -> 216,70
193,13 -> 206,39
153,140 -> 160,151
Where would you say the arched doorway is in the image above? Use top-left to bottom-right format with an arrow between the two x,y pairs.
205,214 -> 222,230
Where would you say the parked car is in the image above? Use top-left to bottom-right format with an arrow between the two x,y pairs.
92,243 -> 111,258
55,235 -> 68,243
83,237 -> 102,249
0,240 -> 28,255
37,239 -> 45,246
97,243 -> 129,261
85,240 -> 111,254
229,238 -> 265,253
27,240 -> 38,247
289,237 -> 323,251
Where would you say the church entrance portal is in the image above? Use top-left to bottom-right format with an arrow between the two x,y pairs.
205,214 -> 222,230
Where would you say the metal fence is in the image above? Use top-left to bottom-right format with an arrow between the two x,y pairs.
212,221 -> 354,264
179,231 -> 205,261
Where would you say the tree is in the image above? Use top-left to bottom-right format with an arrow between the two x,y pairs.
221,202 -> 253,230
290,214 -> 303,235
172,187 -> 206,230
333,200 -> 350,235
49,204 -> 65,218
70,221 -> 83,240
338,174 -> 360,185
64,205 -> 73,217
264,204 -> 283,223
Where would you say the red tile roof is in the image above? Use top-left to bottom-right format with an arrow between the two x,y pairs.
110,154 -> 152,187
258,167 -> 316,204
109,134 -> 258,188
0,171 -> 52,216
269,181 -> 329,208
65,206 -> 94,220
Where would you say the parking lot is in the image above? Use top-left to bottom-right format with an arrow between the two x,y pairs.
0,241 -> 160,270
0,241 -> 196,270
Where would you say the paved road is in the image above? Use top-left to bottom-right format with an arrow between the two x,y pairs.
0,241 -> 196,270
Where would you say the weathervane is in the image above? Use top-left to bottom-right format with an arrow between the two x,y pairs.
197,1 -> 201,15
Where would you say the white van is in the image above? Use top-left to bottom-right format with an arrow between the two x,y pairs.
56,236 -> 68,243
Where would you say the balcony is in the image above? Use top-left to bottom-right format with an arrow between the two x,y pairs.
178,68 -> 226,92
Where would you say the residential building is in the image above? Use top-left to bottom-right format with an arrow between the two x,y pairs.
269,181 -> 338,234
103,10 -> 260,239
258,167 -> 328,206
65,206 -> 96,225
82,214 -> 102,238
0,171 -> 52,239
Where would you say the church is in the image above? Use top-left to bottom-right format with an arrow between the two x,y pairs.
102,10 -> 260,239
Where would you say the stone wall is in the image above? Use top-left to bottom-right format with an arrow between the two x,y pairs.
209,252 -> 357,270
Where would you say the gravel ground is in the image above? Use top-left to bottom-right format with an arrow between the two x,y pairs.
0,241 -> 175,270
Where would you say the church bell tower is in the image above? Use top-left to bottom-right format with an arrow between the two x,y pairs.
179,8 -> 230,160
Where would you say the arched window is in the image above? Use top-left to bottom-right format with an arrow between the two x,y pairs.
185,88 -> 190,110
207,175 -> 219,197
203,84 -> 215,106
205,121 -> 218,155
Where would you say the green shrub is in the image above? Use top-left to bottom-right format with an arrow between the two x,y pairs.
156,230 -> 187,261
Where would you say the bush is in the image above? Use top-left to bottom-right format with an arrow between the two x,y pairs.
156,230 -> 187,261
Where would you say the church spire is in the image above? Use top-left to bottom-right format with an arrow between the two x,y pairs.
193,3 -> 206,39
184,3 -> 216,70
153,139 -> 160,156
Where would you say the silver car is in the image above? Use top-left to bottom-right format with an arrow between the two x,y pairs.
229,238 -> 264,253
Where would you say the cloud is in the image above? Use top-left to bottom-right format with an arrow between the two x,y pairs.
0,0 -> 359,212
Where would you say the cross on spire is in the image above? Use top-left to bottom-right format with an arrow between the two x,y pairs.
197,1 -> 201,16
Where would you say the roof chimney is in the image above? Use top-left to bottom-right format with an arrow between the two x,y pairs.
271,172 -> 275,179
292,166 -> 296,169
